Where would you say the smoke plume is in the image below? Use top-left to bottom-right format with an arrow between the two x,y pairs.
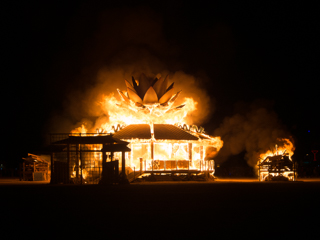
214,100 -> 294,168
46,6 -> 213,133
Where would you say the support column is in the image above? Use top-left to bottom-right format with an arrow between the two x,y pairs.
23,162 -> 26,181
120,151 -> 129,184
67,144 -> 70,184
33,162 -> 35,181
140,158 -> 143,175
151,141 -> 154,173
76,144 -> 79,181
99,144 -> 107,185
50,152 -> 54,184
102,148 -> 107,163
101,145 -> 107,183
258,160 -> 261,181
80,144 -> 82,185
150,141 -> 156,181
189,143 -> 192,171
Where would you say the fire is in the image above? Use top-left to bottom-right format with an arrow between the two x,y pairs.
71,94 -> 198,134
67,73 -> 223,183
99,95 -> 197,133
71,124 -> 87,135
258,138 -> 296,181
259,138 -> 295,161
71,74 -> 201,133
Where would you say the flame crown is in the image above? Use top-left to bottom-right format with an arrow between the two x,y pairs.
117,73 -> 184,113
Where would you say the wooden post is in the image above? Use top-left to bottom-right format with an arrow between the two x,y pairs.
133,167 -> 135,181
50,152 -> 54,184
67,144 -> 70,184
80,143 -> 82,185
102,145 -> 106,182
76,144 -> 79,181
206,161 -> 208,178
102,146 -> 107,163
189,143 -> 192,171
140,158 -> 142,175
121,151 -> 127,182
33,162 -> 35,181
294,161 -> 296,181
258,160 -> 260,181
151,142 -> 154,173
23,162 -> 26,181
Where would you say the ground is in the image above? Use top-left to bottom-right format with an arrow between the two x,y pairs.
1,178 -> 319,238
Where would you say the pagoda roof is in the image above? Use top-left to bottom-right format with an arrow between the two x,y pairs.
52,135 -> 128,145
113,124 -> 199,141
153,124 -> 199,140
113,124 -> 151,139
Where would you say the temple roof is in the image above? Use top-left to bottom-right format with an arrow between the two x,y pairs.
52,135 -> 128,145
113,124 -> 151,139
113,124 -> 199,141
153,124 -> 199,140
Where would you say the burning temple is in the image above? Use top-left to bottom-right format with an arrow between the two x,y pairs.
48,73 -> 223,184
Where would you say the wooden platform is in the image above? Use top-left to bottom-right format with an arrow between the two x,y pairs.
143,169 -> 210,174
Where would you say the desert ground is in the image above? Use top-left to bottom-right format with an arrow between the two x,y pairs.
1,178 -> 319,238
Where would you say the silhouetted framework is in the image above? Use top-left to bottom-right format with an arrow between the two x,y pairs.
49,133 -> 130,184
258,154 -> 297,181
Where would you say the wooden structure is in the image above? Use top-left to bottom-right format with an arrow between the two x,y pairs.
49,133 -> 130,184
21,153 -> 50,181
258,153 -> 296,181
112,124 -> 217,180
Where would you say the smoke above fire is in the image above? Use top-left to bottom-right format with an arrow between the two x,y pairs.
214,100 -> 294,168
46,6 -> 213,134
64,69 -> 212,133
45,5 -> 293,172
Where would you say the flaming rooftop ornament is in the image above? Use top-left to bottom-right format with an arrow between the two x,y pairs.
117,73 -> 184,116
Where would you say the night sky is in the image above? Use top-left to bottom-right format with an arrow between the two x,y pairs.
4,1 -> 319,171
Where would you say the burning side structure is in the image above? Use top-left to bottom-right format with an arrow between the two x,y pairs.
49,74 -> 223,184
258,143 -> 296,181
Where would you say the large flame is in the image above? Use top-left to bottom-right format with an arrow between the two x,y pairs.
68,74 -> 224,183
259,138 -> 295,161
71,75 -> 200,133
72,94 -> 197,133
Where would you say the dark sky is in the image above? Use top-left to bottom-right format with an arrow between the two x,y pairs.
4,1 -> 319,165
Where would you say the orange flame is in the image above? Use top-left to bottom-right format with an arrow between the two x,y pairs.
259,138 -> 295,161
68,76 -> 224,181
94,94 -> 198,133
71,124 -> 87,135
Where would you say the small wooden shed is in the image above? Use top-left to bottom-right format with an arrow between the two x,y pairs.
21,153 -> 50,181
